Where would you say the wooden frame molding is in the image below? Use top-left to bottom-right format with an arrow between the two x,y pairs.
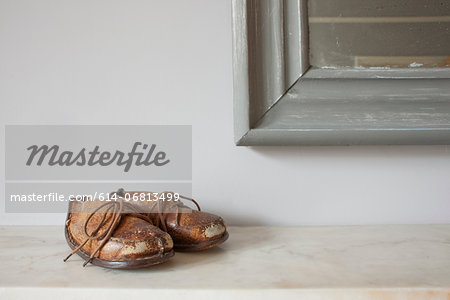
232,0 -> 450,145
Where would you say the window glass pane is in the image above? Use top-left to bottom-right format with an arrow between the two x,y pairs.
308,0 -> 450,68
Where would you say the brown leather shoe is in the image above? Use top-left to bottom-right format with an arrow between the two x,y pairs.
112,189 -> 229,251
64,197 -> 174,269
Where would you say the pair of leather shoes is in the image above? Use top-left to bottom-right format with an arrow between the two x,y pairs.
63,189 -> 228,269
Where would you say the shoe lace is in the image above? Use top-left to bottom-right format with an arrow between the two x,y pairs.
63,197 -> 157,267
112,189 -> 202,232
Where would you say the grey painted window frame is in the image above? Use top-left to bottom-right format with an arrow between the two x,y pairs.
232,0 -> 450,146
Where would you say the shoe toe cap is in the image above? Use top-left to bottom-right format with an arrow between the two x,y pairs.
169,211 -> 227,246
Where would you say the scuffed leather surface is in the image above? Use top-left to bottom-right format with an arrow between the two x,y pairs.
66,200 -> 173,262
124,192 -> 227,246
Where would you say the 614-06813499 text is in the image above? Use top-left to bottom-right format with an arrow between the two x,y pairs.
9,191 -> 181,202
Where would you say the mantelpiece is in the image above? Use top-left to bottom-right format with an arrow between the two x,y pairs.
1,225 -> 449,299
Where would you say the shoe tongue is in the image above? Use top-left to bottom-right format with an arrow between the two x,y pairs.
156,198 -> 193,214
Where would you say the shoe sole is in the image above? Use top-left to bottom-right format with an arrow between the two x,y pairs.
174,231 -> 229,252
65,226 -> 174,269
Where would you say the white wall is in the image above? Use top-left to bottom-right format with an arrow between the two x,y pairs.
1,0 -> 449,226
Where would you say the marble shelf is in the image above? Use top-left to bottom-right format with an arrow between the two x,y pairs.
1,225 -> 449,299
